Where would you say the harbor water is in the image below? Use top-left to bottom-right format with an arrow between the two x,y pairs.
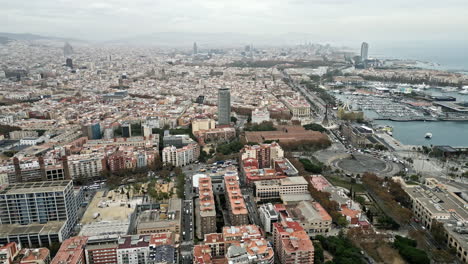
374,120 -> 468,147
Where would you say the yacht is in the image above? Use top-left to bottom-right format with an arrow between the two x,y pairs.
425,133 -> 432,139
459,89 -> 468,95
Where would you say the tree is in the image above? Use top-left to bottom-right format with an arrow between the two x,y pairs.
393,236 -> 430,264
355,195 -> 365,205
299,158 -> 323,173
430,221 -> 447,244
0,124 -> 21,137
314,241 -> 325,264
316,235 -> 365,264
303,123 -> 327,132
230,116 -> 238,124
153,157 -> 163,171
336,215 -> 349,227
244,121 -> 276,131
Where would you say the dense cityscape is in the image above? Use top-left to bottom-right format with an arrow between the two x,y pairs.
0,32 -> 467,264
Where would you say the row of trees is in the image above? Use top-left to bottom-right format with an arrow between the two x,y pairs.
300,158 -> 324,173
303,123 -> 327,133
279,138 -> 332,152
244,121 -> 277,131
301,80 -> 337,105
315,234 -> 365,264
0,124 -> 21,137
362,173 -> 412,224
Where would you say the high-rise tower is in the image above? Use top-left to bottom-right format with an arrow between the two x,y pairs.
193,42 -> 198,55
217,88 -> 231,126
361,42 -> 369,61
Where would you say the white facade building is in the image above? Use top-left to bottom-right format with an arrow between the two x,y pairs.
259,203 -> 279,233
162,143 -> 199,167
251,108 -> 270,124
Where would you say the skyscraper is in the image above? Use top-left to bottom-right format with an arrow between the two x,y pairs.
361,42 -> 369,61
193,42 -> 198,55
0,180 -> 78,246
217,88 -> 231,126
66,58 -> 73,68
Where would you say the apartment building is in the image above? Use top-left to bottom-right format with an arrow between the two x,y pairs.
204,233 -> 225,258
148,232 -> 177,264
0,242 -> 20,264
193,245 -> 212,264
258,203 -> 280,233
67,154 -> 105,180
51,236 -> 88,264
19,248 -> 50,264
195,225 -> 274,264
116,235 -> 150,264
241,143 -> 284,169
0,243 -> 50,264
9,131 -> 39,140
84,136 -> 159,149
192,119 -> 216,133
196,176 -> 216,239
6,157 -> 68,184
162,143 -> 199,167
224,175 -> 249,226
85,236 -> 118,264
273,219 -> 314,264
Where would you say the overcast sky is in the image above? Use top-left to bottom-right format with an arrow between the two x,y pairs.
1,0 -> 467,44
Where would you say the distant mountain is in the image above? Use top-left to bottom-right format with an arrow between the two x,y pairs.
107,32 -> 321,47
0,36 -> 12,45
0,32 -> 82,42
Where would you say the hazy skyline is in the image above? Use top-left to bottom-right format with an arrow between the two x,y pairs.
1,0 -> 467,45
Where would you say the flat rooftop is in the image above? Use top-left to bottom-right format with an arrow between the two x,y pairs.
136,199 -> 181,229
79,221 -> 130,237
0,221 -> 65,237
280,176 -> 308,186
280,193 -> 313,203
405,185 -> 468,219
0,180 -> 72,194
80,190 -> 141,224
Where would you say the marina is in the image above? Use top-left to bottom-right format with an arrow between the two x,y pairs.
374,120 -> 468,147
333,84 -> 468,121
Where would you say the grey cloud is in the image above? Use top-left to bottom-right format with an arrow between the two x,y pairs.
0,0 -> 467,44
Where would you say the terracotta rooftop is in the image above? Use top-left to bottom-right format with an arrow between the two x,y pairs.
224,175 -> 248,215
193,245 -> 212,264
